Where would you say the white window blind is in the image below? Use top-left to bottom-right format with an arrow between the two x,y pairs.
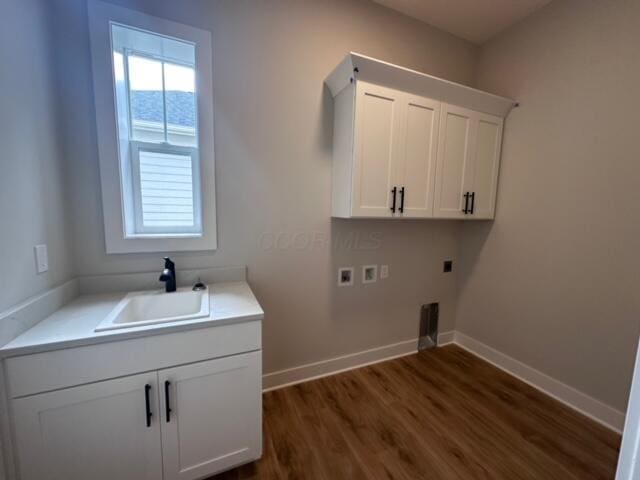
138,150 -> 196,228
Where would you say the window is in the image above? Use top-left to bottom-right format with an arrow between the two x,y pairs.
89,1 -> 216,253
111,25 -> 201,236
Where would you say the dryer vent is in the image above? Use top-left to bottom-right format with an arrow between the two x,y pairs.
418,303 -> 438,350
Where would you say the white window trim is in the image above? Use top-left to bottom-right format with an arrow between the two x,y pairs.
88,0 -> 217,253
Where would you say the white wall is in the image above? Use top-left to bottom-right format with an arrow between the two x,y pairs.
457,0 -> 640,412
0,1 -> 77,476
0,0 -> 74,314
51,0 -> 478,374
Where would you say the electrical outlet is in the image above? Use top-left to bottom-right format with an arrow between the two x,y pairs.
362,265 -> 377,284
380,265 -> 389,279
34,244 -> 49,274
338,267 -> 354,286
443,260 -> 453,273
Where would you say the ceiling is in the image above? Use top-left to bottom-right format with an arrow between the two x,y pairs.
372,0 -> 553,44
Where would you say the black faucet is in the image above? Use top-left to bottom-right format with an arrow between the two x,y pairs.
159,257 -> 177,292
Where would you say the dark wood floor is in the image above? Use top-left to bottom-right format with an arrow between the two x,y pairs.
213,345 -> 621,480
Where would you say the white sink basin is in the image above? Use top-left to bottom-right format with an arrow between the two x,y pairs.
95,287 -> 210,332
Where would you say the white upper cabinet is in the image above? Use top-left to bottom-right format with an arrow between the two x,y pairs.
400,93 -> 440,218
326,52 -> 515,221
433,104 -> 474,219
351,82 -> 404,217
433,106 -> 504,219
333,81 -> 440,218
471,112 -> 503,219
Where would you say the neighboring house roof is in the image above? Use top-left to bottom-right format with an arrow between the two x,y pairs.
130,90 -> 196,128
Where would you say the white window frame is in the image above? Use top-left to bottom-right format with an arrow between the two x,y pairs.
88,0 -> 217,253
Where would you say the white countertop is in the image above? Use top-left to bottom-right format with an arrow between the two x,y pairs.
0,282 -> 263,357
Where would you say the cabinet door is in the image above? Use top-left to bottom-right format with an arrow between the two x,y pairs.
159,351 -> 262,480
352,81 -> 404,217
12,373 -> 162,480
433,104 -> 476,218
398,94 -> 440,218
469,112 -> 503,219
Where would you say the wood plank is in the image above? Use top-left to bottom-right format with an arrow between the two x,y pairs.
392,354 -> 582,480
416,348 -> 619,479
210,345 -> 621,480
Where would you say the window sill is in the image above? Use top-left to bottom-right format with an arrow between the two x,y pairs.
124,233 -> 204,239
105,230 -> 216,254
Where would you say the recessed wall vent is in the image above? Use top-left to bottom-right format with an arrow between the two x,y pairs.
418,303 -> 439,350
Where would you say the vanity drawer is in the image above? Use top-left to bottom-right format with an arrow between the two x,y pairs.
5,320 -> 261,398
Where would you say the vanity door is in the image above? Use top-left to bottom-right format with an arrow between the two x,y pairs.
159,351 -> 262,480
12,372 -> 162,480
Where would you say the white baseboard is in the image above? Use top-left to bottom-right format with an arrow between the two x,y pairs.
453,331 -> 625,433
262,332 -> 453,392
437,330 -> 455,346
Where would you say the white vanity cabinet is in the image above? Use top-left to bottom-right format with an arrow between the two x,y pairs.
6,321 -> 262,480
326,52 -> 515,221
159,352 -> 261,480
12,373 -> 164,480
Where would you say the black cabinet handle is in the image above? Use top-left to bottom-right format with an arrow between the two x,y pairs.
144,384 -> 152,427
470,192 -> 476,215
165,381 -> 172,423
463,192 -> 470,214
399,187 -> 405,213
390,187 -> 397,213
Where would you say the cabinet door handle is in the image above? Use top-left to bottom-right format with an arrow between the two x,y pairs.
165,381 -> 172,423
399,187 -> 405,213
470,192 -> 476,215
390,187 -> 397,213
463,192 -> 470,214
144,384 -> 152,428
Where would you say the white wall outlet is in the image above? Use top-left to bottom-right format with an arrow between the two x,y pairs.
338,267 -> 354,286
34,244 -> 49,274
362,265 -> 378,284
380,265 -> 389,279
